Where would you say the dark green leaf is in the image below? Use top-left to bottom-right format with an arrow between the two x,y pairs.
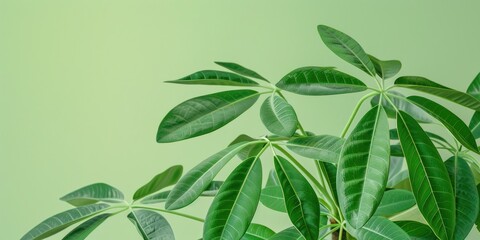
157,90 -> 260,142
229,134 -> 267,160
397,110 -> 455,240
240,223 -> 275,240
128,210 -> 174,240
62,213 -> 111,240
317,25 -> 375,76
466,72 -> 480,99
166,70 -> 259,86
276,67 -> 367,96
204,157 -> 262,240
274,156 -> 319,240
268,227 -> 305,240
394,76 -> 480,111
215,61 -> 268,82
133,165 -> 183,201
469,112 -> 480,139
357,216 -> 409,240
408,95 -> 478,152
368,55 -> 401,80
394,221 -> 437,240
260,185 -> 286,212
390,144 -> 403,157
260,95 -> 298,137
318,162 -> 338,201
445,155 -> 479,240
374,189 -> 415,217
60,183 -> 124,207
338,106 -> 390,229
371,91 -> 432,123
286,135 -> 345,163
141,181 -> 223,204
21,204 -> 110,240
166,142 -> 255,210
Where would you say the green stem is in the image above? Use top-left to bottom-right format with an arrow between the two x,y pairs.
131,206 -> 205,222
316,162 -> 343,222
341,92 -> 378,138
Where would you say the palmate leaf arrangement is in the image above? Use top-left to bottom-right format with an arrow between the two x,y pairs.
23,24 -> 480,240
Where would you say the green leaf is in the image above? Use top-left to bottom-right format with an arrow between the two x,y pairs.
240,223 -> 275,240
128,210 -> 174,240
157,90 -> 260,142
274,155 -> 319,240
60,183 -> 124,207
357,216 -> 409,240
368,55 -> 402,80
387,157 -> 408,188
394,221 -> 437,240
396,110 -> 455,240
445,155 -> 479,240
260,185 -> 286,212
469,112 -> 480,139
467,72 -> 480,99
408,95 -> 478,153
265,169 -> 280,187
133,165 -> 183,201
318,162 -> 338,201
203,157 -> 262,240
62,213 -> 111,240
477,184 -> 480,232
141,181 -> 223,204
21,203 -> 110,240
390,144 -> 403,157
394,76 -> 480,111
268,227 -> 305,240
276,67 -> 367,96
229,134 -> 267,160
166,142 -> 255,210
338,105 -> 390,229
166,70 -> 259,86
371,91 -> 433,123
317,25 -> 375,76
215,61 -> 268,82
374,189 -> 415,217
286,135 -> 345,163
260,95 -> 298,137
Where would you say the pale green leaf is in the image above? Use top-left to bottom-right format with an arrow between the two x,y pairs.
215,61 -> 268,82
128,210 -> 174,240
368,55 -> 401,80
260,185 -> 286,212
60,183 -> 124,207
62,213 -> 111,240
140,181 -> 223,204
286,135 -> 344,164
240,223 -> 275,240
371,91 -> 432,123
268,227 -> 305,240
394,221 -> 437,240
374,189 -> 415,217
260,95 -> 298,137
466,72 -> 480,99
357,216 -> 409,240
133,165 -> 183,201
469,112 -> 480,139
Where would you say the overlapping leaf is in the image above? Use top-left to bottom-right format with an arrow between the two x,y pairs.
215,61 -> 268,82
157,90 -> 260,142
371,91 -> 432,123
469,112 -> 480,139
467,72 -> 480,99
395,76 -> 480,111
445,155 -> 479,240
317,25 -> 375,76
394,221 -> 436,240
21,204 -> 110,240
63,213 -> 111,240
368,55 -> 401,80
229,134 -> 266,160
387,157 -> 408,188
60,183 -> 124,207
276,67 -> 367,96
240,223 -> 275,240
268,227 -> 305,240
286,135 -> 344,163
166,70 -> 259,86
141,181 -> 223,204
397,110 -> 455,240
374,189 -> 415,217
260,95 -> 298,137
274,156 -> 319,240
128,210 -> 174,240
357,216 -> 409,240
204,157 -> 262,240
337,106 -> 390,229
133,165 -> 183,200
166,142 -> 255,210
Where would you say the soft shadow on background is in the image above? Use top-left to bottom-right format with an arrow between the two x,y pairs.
1,1 -> 480,239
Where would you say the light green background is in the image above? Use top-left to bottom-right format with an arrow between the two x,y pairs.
1,1 -> 480,239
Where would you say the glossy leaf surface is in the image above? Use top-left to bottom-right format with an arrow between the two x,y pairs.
62,213 -> 111,240
374,189 -> 415,217
260,185 -> 286,212
408,95 -> 478,152
445,155 -> 479,240
157,90 -> 259,142
317,25 -> 375,76
371,91 -> 432,123
215,61 -> 268,81
286,135 -> 344,163
133,165 -> 183,201
274,156 -> 319,240
397,111 -> 455,240
128,210 -> 174,240
338,106 -> 390,229
141,181 -> 223,204
166,70 -> 259,86
204,157 -> 262,240
357,216 -> 409,240
240,223 -> 275,240
394,221 -> 436,240
276,67 -> 367,96
60,183 -> 124,207
229,134 -> 266,160
21,204 -> 110,240
395,76 -> 480,111
469,112 -> 480,139
260,95 -> 298,137
268,227 -> 305,240
368,55 -> 401,79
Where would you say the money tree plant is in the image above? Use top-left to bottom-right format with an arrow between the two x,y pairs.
23,25 -> 480,240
